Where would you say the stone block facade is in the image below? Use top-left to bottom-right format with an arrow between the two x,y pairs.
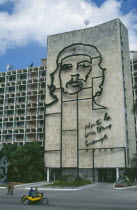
45,19 -> 136,182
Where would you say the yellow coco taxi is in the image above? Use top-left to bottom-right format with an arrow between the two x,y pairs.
21,193 -> 49,205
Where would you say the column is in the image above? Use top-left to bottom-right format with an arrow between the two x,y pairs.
116,168 -> 119,181
47,168 -> 49,182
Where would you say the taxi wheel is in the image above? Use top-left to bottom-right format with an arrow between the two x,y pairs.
23,198 -> 30,205
21,195 -> 26,202
41,197 -> 49,205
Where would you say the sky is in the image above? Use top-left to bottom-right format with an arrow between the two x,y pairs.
0,0 -> 137,72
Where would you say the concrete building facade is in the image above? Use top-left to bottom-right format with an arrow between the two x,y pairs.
130,51 -> 137,149
0,65 -> 46,146
45,19 -> 136,182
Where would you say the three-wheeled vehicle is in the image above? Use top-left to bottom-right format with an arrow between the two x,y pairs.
21,192 -> 49,205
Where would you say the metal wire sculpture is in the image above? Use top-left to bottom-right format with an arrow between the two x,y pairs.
47,43 -> 107,110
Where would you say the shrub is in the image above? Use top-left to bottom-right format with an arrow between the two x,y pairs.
113,176 -> 134,188
54,175 -> 91,186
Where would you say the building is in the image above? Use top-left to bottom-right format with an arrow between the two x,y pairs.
0,64 -> 46,146
45,19 -> 136,182
0,18 -> 136,183
130,51 -> 137,149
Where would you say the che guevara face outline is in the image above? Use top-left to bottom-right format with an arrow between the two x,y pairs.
59,54 -> 92,95
47,43 -> 106,110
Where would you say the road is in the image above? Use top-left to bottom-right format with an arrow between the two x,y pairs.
0,183 -> 137,210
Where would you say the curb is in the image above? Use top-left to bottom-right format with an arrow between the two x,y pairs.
14,182 -> 53,188
0,181 -> 53,189
113,185 -> 137,190
0,183 -> 96,191
26,187 -> 78,191
21,183 -> 97,191
25,184 -> 95,191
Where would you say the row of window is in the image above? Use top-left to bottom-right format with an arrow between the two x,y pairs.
0,71 -> 46,83
0,83 -> 46,93
0,97 -> 45,104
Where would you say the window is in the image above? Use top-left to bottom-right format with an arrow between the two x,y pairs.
9,75 -> 16,81
19,85 -> 26,91
41,82 -> 46,89
0,78 -> 5,83
19,74 -> 27,80
135,77 -> 137,84
0,88 -> 4,93
9,87 -> 15,92
7,110 -> 14,115
134,64 -> 137,70
18,97 -> 25,103
8,99 -> 14,104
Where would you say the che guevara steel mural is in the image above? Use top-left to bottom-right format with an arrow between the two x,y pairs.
47,43 -> 107,109
47,43 -> 112,146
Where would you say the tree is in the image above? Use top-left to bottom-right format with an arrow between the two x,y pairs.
0,143 -> 17,159
127,153 -> 137,180
131,153 -> 137,168
0,142 -> 44,182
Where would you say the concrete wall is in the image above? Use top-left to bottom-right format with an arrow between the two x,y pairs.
45,19 -> 136,170
119,22 -> 136,165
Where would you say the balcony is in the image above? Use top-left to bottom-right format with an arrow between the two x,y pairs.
17,113 -> 25,116
26,138 -> 35,142
26,125 -> 36,129
5,127 -> 13,130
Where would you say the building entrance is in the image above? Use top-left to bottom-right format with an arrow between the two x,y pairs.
98,168 -> 116,182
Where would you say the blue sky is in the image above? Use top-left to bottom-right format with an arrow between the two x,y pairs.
0,0 -> 137,72
95,0 -> 137,13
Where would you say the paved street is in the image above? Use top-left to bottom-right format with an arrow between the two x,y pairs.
0,183 -> 137,210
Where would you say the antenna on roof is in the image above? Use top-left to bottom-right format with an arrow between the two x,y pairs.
84,19 -> 90,28
6,64 -> 14,71
29,62 -> 33,67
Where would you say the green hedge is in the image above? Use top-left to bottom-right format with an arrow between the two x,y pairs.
54,175 -> 91,186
